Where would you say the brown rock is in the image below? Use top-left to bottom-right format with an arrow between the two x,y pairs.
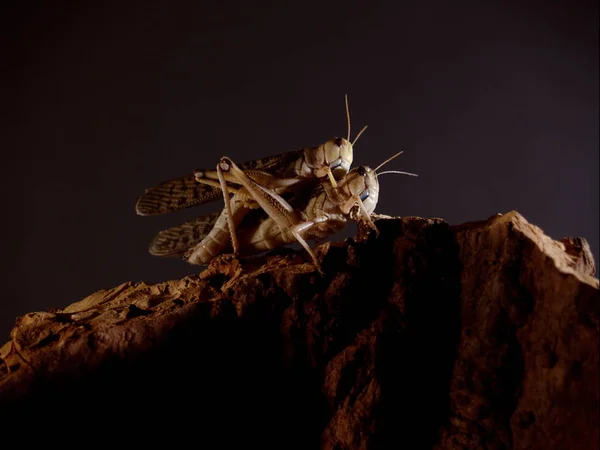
0,211 -> 597,449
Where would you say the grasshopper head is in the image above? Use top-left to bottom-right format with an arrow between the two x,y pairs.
326,137 -> 353,178
350,165 -> 379,218
340,151 -> 417,228
308,137 -> 353,180
331,165 -> 379,221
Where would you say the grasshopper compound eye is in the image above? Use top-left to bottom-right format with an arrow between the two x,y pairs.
334,137 -> 344,147
357,166 -> 367,177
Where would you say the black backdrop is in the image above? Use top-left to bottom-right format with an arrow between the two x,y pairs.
2,0 -> 598,339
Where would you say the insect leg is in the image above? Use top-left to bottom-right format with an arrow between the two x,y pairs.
355,197 -> 379,235
314,166 -> 338,188
291,216 -> 330,273
219,157 -> 298,230
216,161 -> 240,255
325,169 -> 338,188
341,194 -> 379,235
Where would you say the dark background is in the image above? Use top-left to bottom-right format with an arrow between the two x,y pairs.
2,0 -> 598,340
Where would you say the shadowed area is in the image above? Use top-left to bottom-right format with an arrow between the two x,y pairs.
1,213 -> 597,449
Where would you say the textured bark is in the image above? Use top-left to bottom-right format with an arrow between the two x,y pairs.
1,211 -> 598,449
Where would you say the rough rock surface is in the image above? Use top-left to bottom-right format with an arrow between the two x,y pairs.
1,211 -> 598,449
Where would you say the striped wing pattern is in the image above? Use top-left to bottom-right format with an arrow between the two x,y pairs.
135,174 -> 222,216
148,211 -> 222,257
135,149 -> 304,216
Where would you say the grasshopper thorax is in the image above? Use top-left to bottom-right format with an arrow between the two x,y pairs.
302,137 -> 353,180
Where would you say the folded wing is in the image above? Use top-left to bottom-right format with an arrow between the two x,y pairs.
148,212 -> 221,257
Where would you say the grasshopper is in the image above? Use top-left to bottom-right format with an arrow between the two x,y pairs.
136,96 -> 368,264
143,148 -> 416,273
202,151 -> 417,273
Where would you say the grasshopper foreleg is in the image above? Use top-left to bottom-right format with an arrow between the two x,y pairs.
315,166 -> 338,188
341,195 -> 379,235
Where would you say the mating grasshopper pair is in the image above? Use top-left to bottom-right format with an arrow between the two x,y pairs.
135,97 -> 416,272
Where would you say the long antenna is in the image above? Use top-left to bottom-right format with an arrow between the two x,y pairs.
374,150 -> 404,172
345,94 -> 351,141
377,170 -> 419,177
352,125 -> 368,146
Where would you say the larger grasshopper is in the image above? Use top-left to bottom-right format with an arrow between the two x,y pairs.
142,147 -> 416,273
136,97 -> 368,265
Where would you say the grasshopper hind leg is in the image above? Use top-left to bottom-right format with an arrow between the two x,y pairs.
291,216 -> 331,274
216,160 -> 240,255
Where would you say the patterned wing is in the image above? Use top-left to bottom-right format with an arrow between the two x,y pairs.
148,212 -> 222,257
135,149 -> 304,216
236,148 -> 304,176
135,173 -> 222,216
